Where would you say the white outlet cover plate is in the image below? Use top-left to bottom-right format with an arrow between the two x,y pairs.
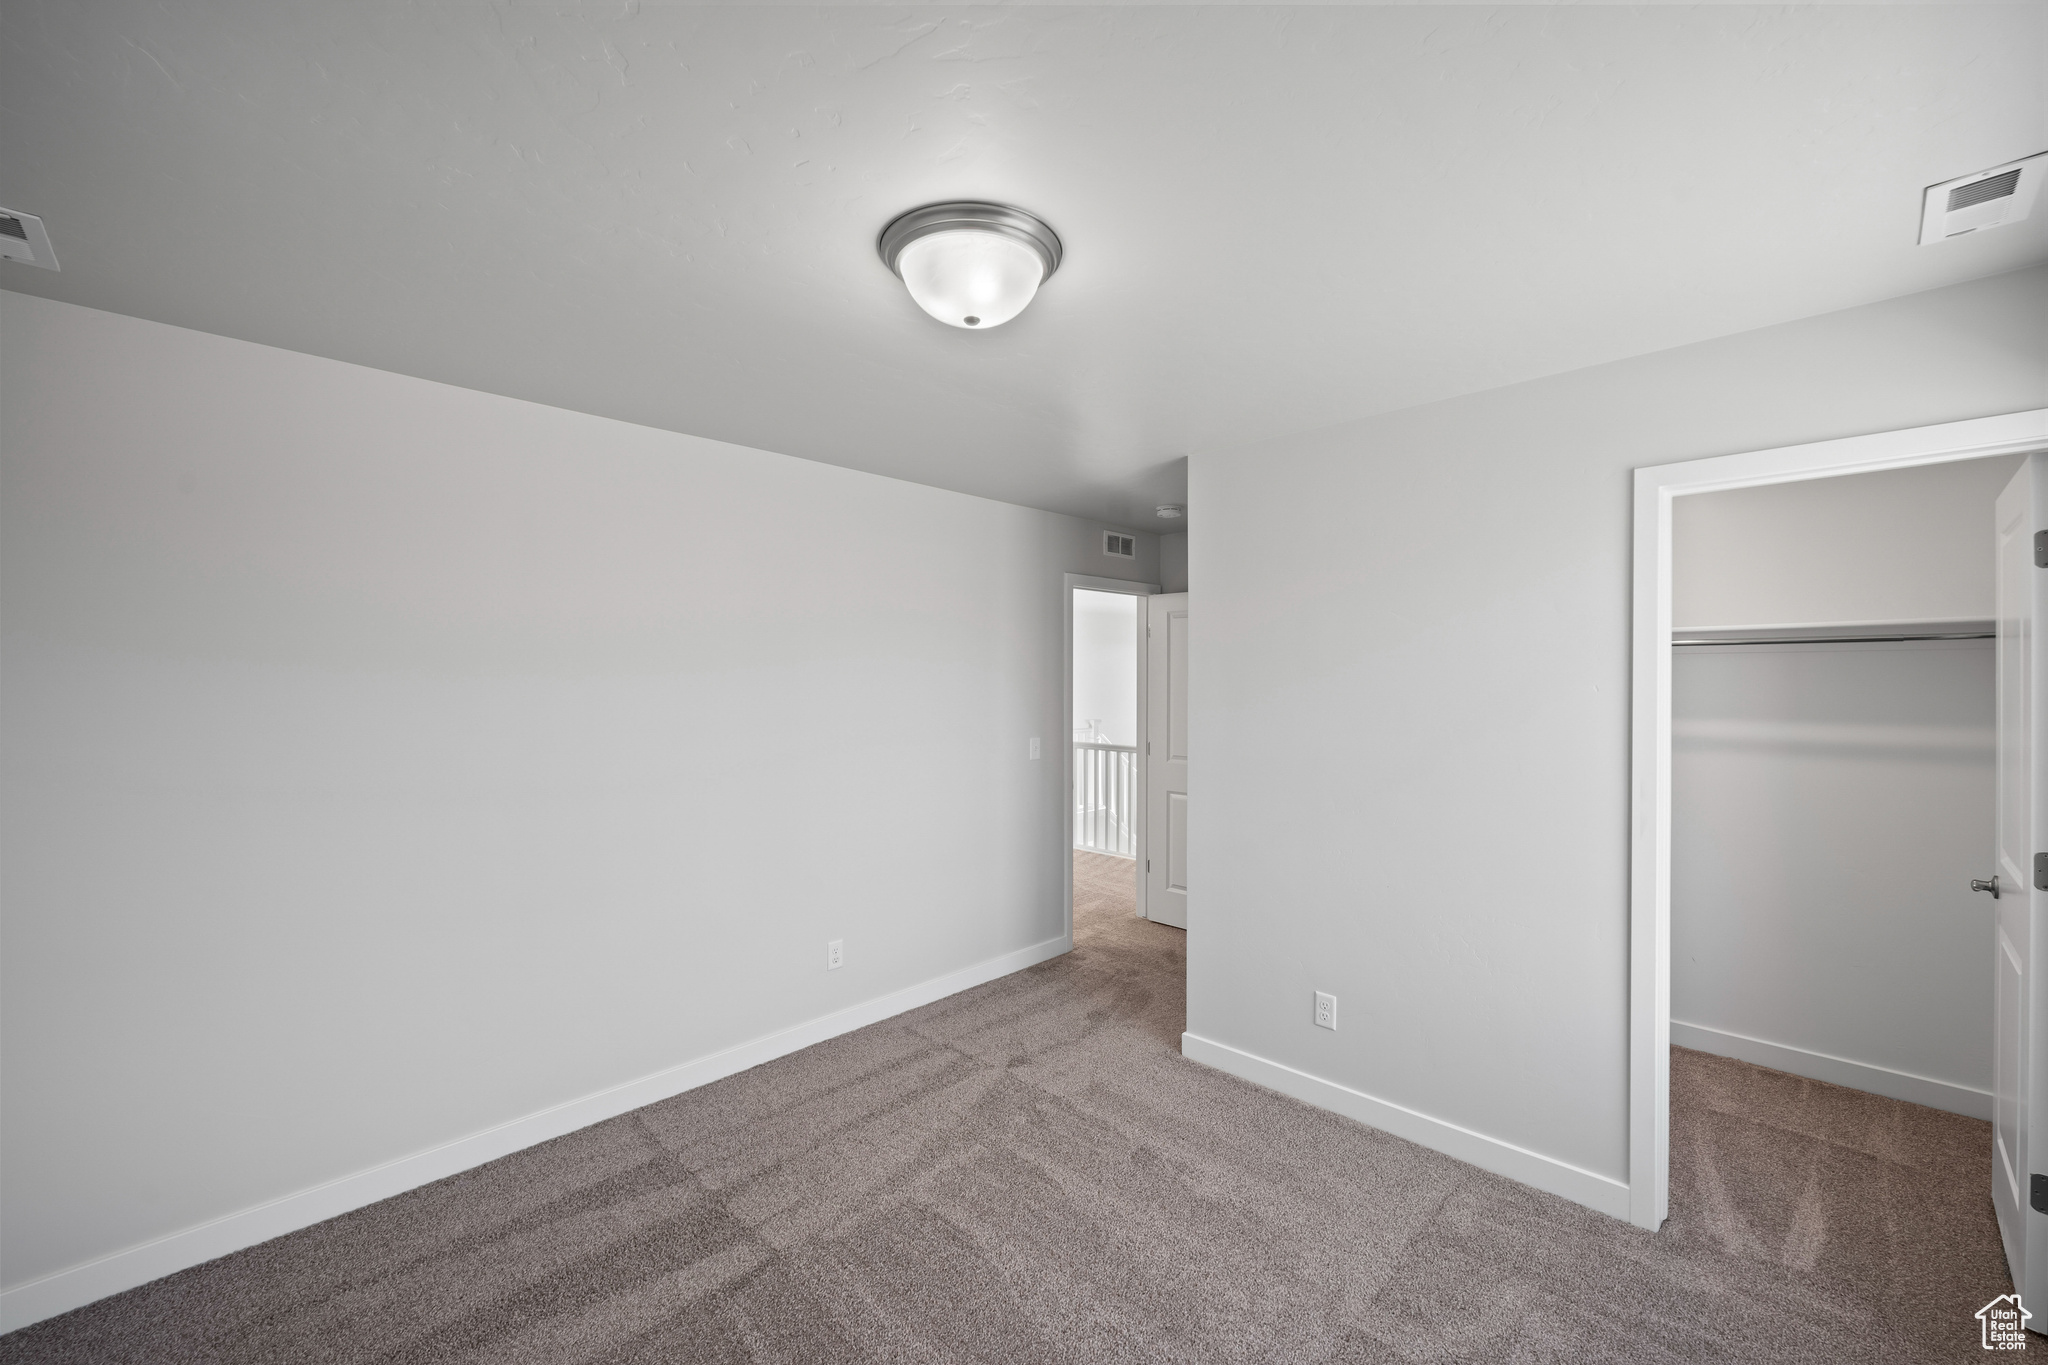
1314,991 -> 1337,1030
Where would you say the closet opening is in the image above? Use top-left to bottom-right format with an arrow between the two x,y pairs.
1669,457 -> 2009,1123
1631,409 -> 2048,1317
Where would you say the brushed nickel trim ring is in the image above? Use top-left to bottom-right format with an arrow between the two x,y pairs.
877,201 -> 1063,282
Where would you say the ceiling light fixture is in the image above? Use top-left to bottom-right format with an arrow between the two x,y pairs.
1156,505 -> 1184,520
878,202 -> 1062,330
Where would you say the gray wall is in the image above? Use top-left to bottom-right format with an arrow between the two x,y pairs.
1187,265 -> 2047,1197
0,292 -> 1156,1291
1159,532 -> 1188,594
1670,639 -> 1992,1114
1672,455 -> 2021,630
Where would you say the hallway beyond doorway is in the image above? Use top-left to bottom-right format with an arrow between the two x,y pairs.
1074,849 -> 1144,928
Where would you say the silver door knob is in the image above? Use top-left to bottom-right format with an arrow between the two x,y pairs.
1973,877 -> 2001,898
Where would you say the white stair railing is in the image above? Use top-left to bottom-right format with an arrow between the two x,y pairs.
1074,742 -> 1139,857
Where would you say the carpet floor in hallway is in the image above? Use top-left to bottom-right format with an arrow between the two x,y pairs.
2,851 -> 2011,1362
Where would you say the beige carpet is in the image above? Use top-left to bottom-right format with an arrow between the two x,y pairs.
1071,847 -> 1145,938
1,855 -> 2009,1362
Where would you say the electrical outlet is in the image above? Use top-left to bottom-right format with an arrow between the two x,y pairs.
1029,737 -> 1041,760
1314,991 -> 1337,1030
827,939 -> 844,970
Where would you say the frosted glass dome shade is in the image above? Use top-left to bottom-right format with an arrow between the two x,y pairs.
896,229 -> 1045,329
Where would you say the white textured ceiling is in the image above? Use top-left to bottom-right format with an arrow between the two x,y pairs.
3,4 -> 2043,530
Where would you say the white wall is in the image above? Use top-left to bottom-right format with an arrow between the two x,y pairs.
1671,639 -> 1992,1116
1072,590 -> 1138,747
1186,265 -> 2048,1213
1672,455 -> 2022,629
0,292 -> 1157,1310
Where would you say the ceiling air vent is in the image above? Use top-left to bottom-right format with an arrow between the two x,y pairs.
1920,152 -> 2047,244
0,208 -> 59,270
1103,532 -> 1136,558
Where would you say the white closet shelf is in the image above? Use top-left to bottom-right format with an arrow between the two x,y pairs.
1673,619 -> 1992,647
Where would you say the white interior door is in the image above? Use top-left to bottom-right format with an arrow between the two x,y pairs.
1144,593 -> 1188,929
1993,453 -> 2048,1306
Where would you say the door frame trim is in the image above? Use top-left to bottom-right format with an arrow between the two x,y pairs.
1065,574 -> 1159,941
1629,407 -> 2048,1231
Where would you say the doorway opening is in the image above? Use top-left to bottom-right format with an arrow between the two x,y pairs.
1664,456 -> 2012,1320
1071,585 -> 1142,932
1630,411 -> 2048,1284
1669,458 -> 2009,1122
1062,573 -> 1188,949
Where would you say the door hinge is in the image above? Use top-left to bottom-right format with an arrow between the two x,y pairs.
2036,853 -> 2048,892
1146,859 -> 1151,872
2036,531 -> 2048,568
2033,1173 -> 2048,1214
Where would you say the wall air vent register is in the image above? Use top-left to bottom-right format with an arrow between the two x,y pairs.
0,208 -> 60,270
1920,152 -> 2047,244
1103,532 -> 1136,558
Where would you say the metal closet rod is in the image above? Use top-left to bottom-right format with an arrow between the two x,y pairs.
1672,630 -> 1994,647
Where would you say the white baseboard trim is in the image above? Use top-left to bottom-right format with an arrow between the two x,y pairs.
1670,1020 -> 1992,1121
1179,1032 -> 1631,1222
0,932 -> 1072,1335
